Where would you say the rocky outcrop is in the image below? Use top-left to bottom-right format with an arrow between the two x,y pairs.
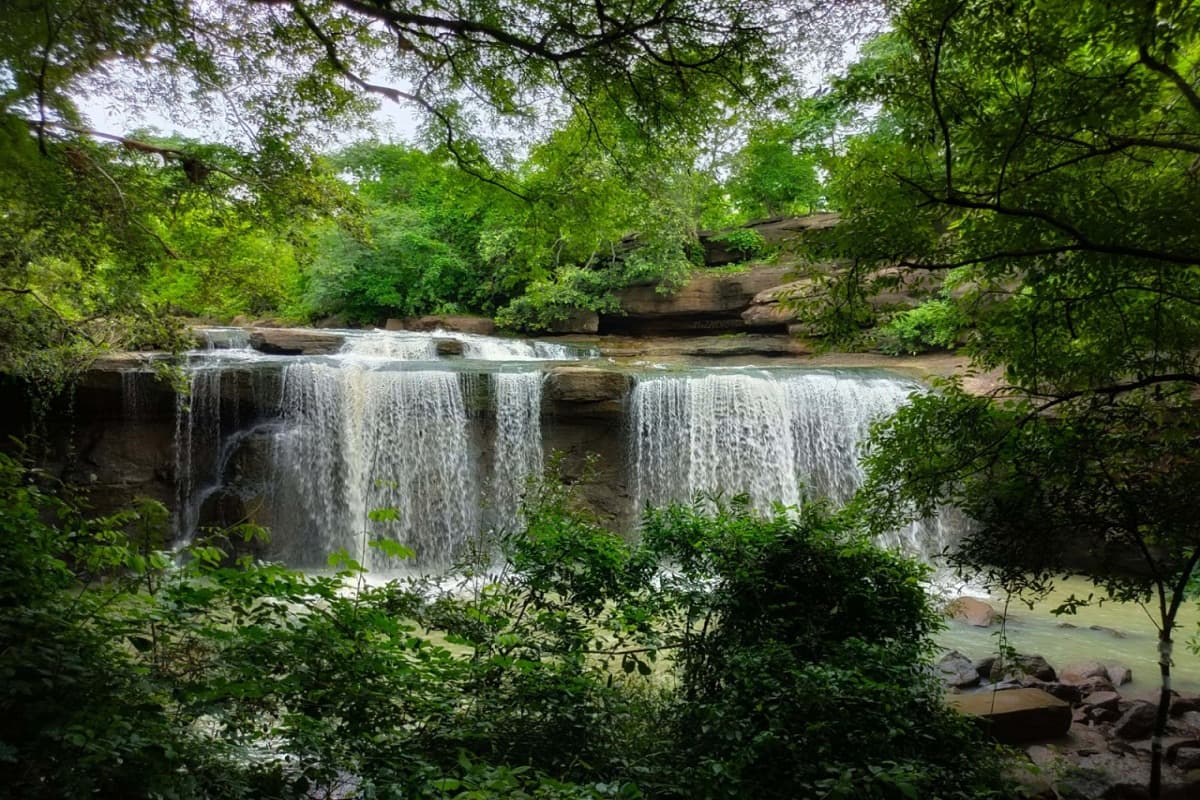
544,309 -> 599,334
386,315 -> 496,335
544,366 -> 630,404
739,266 -> 945,331
603,266 -> 794,335
941,648 -> 1200,799
248,328 -> 345,355
698,214 -> 839,266
947,688 -> 1072,743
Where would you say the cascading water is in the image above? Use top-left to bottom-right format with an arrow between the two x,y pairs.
339,331 -> 439,360
488,371 -> 544,527
171,329 -> 584,568
198,327 -> 252,350
121,369 -> 147,420
630,372 -> 803,510
628,369 -> 960,561
170,327 -> 961,570
270,363 -> 477,568
455,333 -> 584,361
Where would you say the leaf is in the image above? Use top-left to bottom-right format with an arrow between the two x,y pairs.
368,539 -> 415,560
367,507 -> 400,523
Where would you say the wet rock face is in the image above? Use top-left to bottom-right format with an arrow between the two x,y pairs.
544,366 -> 631,404
248,328 -> 345,355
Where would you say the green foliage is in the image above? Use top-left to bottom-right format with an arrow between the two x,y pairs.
705,228 -> 769,262
826,6 -> 1200,793
876,299 -> 965,355
0,453 -> 1013,799
639,499 -> 1006,800
726,95 -> 844,219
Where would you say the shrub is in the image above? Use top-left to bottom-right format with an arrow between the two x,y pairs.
706,228 -> 769,262
639,499 -> 1009,800
877,298 -> 965,355
0,455 -> 1011,799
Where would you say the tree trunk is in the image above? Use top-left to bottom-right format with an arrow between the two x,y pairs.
1151,630 -> 1172,800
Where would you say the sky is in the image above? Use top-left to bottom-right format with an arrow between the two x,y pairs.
75,73 -> 423,149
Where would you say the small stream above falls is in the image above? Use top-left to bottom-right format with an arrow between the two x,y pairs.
118,327 -> 963,569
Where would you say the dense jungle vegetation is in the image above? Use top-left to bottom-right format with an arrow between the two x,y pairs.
3,0 -> 1200,798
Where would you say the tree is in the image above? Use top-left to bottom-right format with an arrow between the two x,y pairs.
818,2 -> 1200,796
726,94 -> 844,219
1,0 -> 873,359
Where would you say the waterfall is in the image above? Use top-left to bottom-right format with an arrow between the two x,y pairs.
488,371 -> 544,528
456,333 -> 583,361
270,363 -> 478,568
628,370 -> 958,559
339,331 -> 439,360
168,326 -> 960,568
630,373 -> 803,512
120,369 -> 146,420
174,365 -> 226,538
337,329 -> 590,361
198,327 -> 252,350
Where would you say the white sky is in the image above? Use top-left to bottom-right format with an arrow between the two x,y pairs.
75,79 -> 422,149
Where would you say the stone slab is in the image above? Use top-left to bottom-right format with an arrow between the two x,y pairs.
947,688 -> 1072,743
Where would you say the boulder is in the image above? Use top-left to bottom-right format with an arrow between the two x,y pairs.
1083,691 -> 1123,712
1174,746 -> 1200,770
973,655 -> 997,677
1113,701 -> 1159,740
937,651 -> 981,689
1061,661 -> 1109,683
1107,664 -> 1133,687
946,688 -> 1072,743
945,596 -> 999,627
1020,679 -> 1083,705
435,338 -> 464,356
248,328 -> 345,355
1171,695 -> 1200,717
990,654 -> 1056,683
386,315 -> 496,335
545,367 -> 631,403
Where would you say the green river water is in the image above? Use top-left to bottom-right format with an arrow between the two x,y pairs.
937,576 -> 1200,694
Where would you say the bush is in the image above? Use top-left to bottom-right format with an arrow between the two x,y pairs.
639,499 -> 1009,800
877,298 -> 965,355
706,228 -> 769,262
0,456 -> 1011,799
